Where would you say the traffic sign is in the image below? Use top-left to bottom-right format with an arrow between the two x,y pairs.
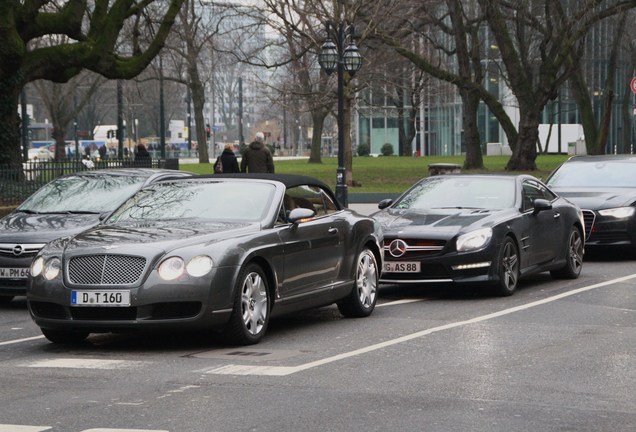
631,77 -> 636,94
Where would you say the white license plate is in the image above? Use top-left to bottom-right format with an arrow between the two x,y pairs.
71,290 -> 131,307
384,261 -> 421,273
0,267 -> 29,279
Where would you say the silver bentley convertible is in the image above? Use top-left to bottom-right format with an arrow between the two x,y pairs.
27,174 -> 383,345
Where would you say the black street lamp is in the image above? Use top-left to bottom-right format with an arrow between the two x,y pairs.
318,21 -> 362,207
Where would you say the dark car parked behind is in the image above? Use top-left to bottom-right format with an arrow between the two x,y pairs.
546,155 -> 636,251
0,168 -> 191,302
372,174 -> 585,296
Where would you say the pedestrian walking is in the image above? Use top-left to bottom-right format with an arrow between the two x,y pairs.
240,131 -> 274,173
214,144 -> 240,173
135,143 -> 152,167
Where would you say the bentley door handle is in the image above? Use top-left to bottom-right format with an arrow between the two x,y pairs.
328,227 -> 339,235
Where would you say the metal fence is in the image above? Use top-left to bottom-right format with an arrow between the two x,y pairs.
0,158 -> 177,207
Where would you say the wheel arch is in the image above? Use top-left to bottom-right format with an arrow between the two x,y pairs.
362,236 -> 383,270
242,256 -> 277,309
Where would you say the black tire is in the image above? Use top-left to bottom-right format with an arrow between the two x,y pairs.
41,328 -> 89,344
337,248 -> 378,317
550,227 -> 584,279
493,237 -> 520,296
0,296 -> 14,304
224,263 -> 270,345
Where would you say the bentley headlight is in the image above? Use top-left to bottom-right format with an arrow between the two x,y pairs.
43,258 -> 61,280
158,257 -> 185,281
598,207 -> 635,219
457,228 -> 493,252
31,256 -> 45,277
186,255 -> 214,277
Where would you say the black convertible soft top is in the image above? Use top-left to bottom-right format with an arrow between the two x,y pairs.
195,173 -> 331,191
182,173 -> 342,208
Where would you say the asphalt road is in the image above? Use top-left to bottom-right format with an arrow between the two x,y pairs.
0,248 -> 634,432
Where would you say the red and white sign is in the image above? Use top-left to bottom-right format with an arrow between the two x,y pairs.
631,77 -> 636,94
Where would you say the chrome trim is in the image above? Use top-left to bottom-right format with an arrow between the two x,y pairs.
0,243 -> 47,256
380,278 -> 453,284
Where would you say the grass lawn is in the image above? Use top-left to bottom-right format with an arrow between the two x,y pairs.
182,154 -> 570,194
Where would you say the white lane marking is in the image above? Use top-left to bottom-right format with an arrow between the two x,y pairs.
204,364 -> 298,376
0,335 -> 44,346
205,273 -> 636,376
0,428 -> 166,432
0,426 -> 51,432
377,298 -> 425,307
84,429 -> 168,432
27,358 -> 146,370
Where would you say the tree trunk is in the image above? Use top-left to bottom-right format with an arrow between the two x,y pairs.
404,104 -> 417,157
506,108 -> 539,171
0,77 -> 23,166
52,127 -> 68,161
189,67 -> 209,164
309,110 -> 328,163
462,89 -> 484,169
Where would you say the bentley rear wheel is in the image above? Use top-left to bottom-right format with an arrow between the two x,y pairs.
337,247 -> 378,317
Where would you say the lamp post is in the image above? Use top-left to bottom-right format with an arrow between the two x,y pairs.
318,21 -> 362,207
73,121 -> 79,160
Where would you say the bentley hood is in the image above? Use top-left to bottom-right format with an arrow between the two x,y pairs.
551,187 -> 636,210
59,219 -> 260,256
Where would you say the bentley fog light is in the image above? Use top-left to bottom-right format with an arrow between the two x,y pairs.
43,258 -> 61,280
598,207 -> 635,219
186,255 -> 214,277
158,257 -> 185,281
31,256 -> 45,277
456,228 -> 493,252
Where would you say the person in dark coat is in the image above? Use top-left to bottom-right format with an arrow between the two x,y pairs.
135,143 -> 152,167
215,144 -> 240,173
240,132 -> 274,173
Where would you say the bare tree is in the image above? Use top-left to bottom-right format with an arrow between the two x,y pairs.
0,0 -> 186,166
32,73 -> 105,160
478,0 -> 636,170
568,13 -> 629,155
375,0 -> 502,169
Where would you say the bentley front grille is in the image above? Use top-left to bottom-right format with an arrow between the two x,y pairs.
68,254 -> 146,285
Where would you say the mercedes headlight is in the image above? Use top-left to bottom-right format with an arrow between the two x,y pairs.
456,228 -> 493,252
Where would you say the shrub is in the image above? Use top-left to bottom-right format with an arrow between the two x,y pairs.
357,143 -> 370,156
381,143 -> 394,156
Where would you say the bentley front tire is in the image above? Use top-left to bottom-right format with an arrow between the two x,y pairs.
41,328 -> 89,344
224,263 -> 270,345
0,296 -> 14,304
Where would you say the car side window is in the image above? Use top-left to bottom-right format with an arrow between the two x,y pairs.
283,185 -> 338,218
522,180 -> 556,211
